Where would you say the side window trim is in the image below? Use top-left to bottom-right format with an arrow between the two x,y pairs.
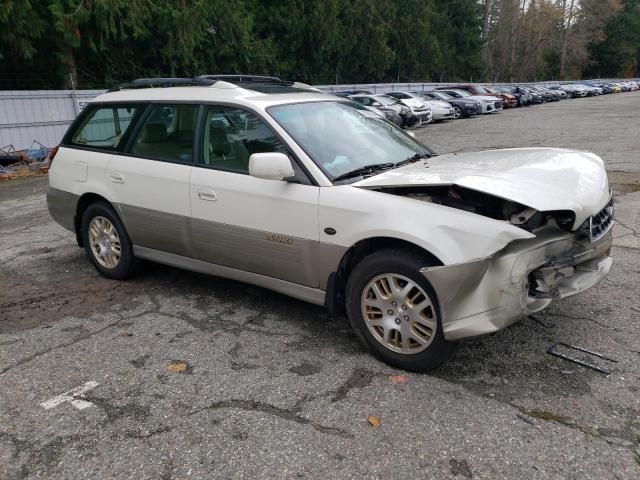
123,103 -> 152,153
192,105 -> 205,168
114,105 -> 144,151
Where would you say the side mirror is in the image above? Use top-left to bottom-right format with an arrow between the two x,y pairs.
372,102 -> 382,107
249,152 -> 295,181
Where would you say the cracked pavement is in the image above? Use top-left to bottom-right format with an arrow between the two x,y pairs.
1,93 -> 640,479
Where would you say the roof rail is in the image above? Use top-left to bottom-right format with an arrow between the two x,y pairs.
107,77 -> 215,92
107,74 -> 297,92
194,74 -> 292,85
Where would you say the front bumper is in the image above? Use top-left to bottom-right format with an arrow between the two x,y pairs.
432,108 -> 455,120
481,103 -> 494,113
462,105 -> 479,116
415,111 -> 432,124
421,227 -> 613,341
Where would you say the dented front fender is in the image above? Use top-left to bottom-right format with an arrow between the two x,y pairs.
421,227 -> 613,341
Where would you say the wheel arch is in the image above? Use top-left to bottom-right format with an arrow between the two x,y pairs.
324,236 -> 443,317
74,193 -> 120,246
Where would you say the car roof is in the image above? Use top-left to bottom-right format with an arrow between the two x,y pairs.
90,80 -> 333,109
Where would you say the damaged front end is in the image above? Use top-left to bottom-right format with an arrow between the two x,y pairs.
421,221 -> 613,341
355,148 -> 614,340
379,184 -> 577,233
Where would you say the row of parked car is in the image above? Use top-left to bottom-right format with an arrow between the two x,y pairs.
333,79 -> 640,129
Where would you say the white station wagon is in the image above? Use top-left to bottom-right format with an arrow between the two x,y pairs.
48,75 -> 614,371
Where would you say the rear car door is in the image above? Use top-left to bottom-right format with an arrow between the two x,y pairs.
189,105 -> 321,287
106,103 -> 198,257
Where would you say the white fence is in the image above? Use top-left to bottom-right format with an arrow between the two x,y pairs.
0,90 -> 103,150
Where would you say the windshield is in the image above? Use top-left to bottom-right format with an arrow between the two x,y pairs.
451,90 -> 471,97
431,91 -> 452,100
474,86 -> 490,94
269,101 -> 431,181
375,95 -> 399,106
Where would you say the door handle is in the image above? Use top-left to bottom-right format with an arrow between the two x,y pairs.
197,187 -> 217,201
110,172 -> 125,184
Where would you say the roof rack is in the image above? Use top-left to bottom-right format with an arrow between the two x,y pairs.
194,74 -> 292,85
108,74 -> 293,92
107,77 -> 215,92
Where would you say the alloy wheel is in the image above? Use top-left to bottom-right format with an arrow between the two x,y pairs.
360,273 -> 437,354
88,216 -> 121,269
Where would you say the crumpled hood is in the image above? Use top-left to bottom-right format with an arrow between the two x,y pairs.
353,148 -> 610,228
400,98 -> 427,109
469,95 -> 501,102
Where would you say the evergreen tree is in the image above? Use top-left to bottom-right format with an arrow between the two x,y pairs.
589,0 -> 640,77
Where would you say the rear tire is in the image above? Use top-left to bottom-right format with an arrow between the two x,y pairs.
81,202 -> 138,280
345,249 -> 456,372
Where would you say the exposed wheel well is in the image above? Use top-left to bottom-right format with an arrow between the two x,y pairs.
324,237 -> 443,317
74,193 -> 112,246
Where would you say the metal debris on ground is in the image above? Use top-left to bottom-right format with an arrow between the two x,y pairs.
0,141 -> 51,180
547,342 -> 618,374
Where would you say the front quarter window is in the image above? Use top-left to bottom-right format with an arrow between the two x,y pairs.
269,101 -> 431,181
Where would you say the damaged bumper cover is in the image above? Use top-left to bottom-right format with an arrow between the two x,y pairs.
421,227 -> 613,341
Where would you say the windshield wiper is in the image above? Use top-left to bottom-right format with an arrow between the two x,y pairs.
332,152 -> 431,183
395,152 -> 431,167
332,162 -> 396,182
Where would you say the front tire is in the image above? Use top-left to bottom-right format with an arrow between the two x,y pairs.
81,202 -> 137,280
345,249 -> 456,372
453,106 -> 462,119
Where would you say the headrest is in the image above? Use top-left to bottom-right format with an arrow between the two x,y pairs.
209,126 -> 231,156
140,123 -> 167,143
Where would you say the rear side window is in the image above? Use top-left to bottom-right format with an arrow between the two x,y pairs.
70,105 -> 139,151
129,104 -> 198,163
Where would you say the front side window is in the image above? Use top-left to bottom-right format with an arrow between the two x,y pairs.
269,101 -> 430,180
130,104 -> 197,163
70,105 -> 139,150
199,107 -> 287,173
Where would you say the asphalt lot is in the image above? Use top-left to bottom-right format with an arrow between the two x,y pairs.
1,92 -> 640,479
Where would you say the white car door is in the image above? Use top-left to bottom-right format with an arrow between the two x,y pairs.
189,106 -> 321,287
106,103 -> 197,257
